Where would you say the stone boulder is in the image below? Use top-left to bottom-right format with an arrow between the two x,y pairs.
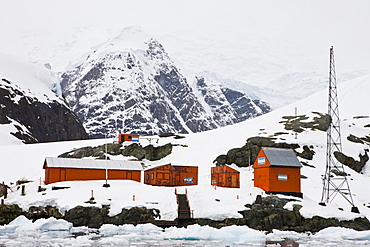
238,196 -> 370,232
121,143 -> 146,160
58,143 -> 173,161
280,112 -> 331,133
296,145 -> 315,160
25,206 -> 63,222
122,143 -> 172,161
64,205 -> 160,228
64,205 -> 110,228
0,204 -> 23,225
58,143 -> 123,159
108,207 -> 161,225
193,196 -> 370,233
334,150 -> 369,173
213,136 -> 300,167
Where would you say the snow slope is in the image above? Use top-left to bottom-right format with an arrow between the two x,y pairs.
0,52 -> 61,103
0,53 -> 64,145
1,74 -> 369,222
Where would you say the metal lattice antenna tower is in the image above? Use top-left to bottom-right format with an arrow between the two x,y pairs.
320,46 -> 358,213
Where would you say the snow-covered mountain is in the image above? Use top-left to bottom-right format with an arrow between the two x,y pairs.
0,53 -> 89,144
61,26 -> 271,138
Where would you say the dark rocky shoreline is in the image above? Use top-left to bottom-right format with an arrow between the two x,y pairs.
1,196 -> 369,233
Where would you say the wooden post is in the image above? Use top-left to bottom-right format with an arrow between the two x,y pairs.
90,190 -> 94,201
4,186 -> 7,199
21,185 -> 26,196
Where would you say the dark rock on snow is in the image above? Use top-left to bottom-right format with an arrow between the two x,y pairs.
58,142 -> 173,161
194,196 -> 370,233
0,204 -> 159,229
1,202 -> 369,233
280,112 -> 331,133
0,204 -> 23,225
214,136 -> 301,167
334,150 -> 369,173
59,143 -> 123,159
0,78 -> 89,143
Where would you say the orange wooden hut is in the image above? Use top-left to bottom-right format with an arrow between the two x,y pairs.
253,147 -> 303,198
211,165 -> 240,188
43,157 -> 142,184
118,134 -> 139,144
144,164 -> 198,186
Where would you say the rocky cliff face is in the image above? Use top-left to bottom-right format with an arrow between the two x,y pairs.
61,26 -> 271,138
195,76 -> 271,126
0,78 -> 89,143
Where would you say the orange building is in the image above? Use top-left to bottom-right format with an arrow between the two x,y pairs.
211,165 -> 240,188
144,164 -> 198,186
43,157 -> 142,184
118,134 -> 139,143
253,147 -> 303,198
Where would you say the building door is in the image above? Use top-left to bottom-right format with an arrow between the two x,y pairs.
232,174 -> 238,187
60,169 -> 66,182
174,173 -> 180,186
126,171 -> 132,180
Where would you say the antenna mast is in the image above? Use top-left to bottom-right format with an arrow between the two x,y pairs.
320,46 -> 359,213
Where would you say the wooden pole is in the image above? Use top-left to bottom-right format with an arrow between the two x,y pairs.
21,185 -> 26,196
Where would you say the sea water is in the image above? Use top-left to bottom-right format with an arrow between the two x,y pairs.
1,231 -> 370,246
1,217 -> 370,246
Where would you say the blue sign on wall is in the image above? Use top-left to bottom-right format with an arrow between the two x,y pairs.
184,177 -> 194,183
131,136 -> 139,141
258,157 -> 265,165
278,174 -> 288,181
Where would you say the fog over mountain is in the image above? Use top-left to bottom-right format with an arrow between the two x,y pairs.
0,0 -> 369,140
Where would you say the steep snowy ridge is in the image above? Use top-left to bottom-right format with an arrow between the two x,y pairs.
194,74 -> 271,126
0,53 -> 89,144
61,26 -> 269,137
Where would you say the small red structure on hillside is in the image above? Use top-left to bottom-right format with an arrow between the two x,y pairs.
144,164 -> 198,186
211,165 -> 240,188
43,157 -> 142,184
253,147 -> 303,198
118,134 -> 139,143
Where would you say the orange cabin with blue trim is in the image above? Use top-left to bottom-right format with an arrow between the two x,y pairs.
253,147 -> 302,198
211,165 -> 240,188
118,134 -> 139,143
43,157 -> 142,185
144,164 -> 198,187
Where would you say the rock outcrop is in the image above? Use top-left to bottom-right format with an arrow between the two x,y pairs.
0,204 -> 23,225
58,142 -> 173,161
1,201 -> 369,233
334,150 -> 369,173
195,196 -> 370,233
0,204 -> 160,228
280,112 -> 331,133
214,136 -> 301,167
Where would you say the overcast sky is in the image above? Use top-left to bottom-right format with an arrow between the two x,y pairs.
1,0 -> 369,85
